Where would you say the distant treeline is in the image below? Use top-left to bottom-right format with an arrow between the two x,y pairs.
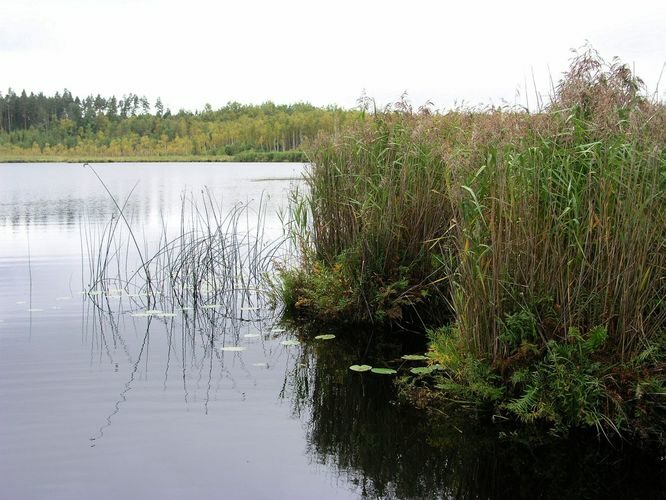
0,89 -> 357,161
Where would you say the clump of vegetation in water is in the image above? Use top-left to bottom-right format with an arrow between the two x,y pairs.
280,49 -> 666,446
279,100 -> 456,326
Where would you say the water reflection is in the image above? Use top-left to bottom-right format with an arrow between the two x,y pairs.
287,331 -> 666,499
83,286 -> 283,441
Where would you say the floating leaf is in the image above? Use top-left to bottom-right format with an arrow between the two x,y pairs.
410,365 -> 443,375
314,334 -> 336,341
401,354 -> 429,361
244,333 -> 260,338
281,339 -> 300,347
410,366 -> 435,375
371,368 -> 397,375
349,364 -> 372,372
219,346 -> 246,352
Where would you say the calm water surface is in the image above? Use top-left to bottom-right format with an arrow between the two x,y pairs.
0,163 -> 664,500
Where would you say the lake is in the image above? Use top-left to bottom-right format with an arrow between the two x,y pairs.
0,162 -> 663,500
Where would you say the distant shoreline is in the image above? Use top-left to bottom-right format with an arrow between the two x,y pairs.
0,152 -> 307,164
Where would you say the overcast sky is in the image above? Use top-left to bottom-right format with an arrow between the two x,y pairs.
1,0 -> 664,111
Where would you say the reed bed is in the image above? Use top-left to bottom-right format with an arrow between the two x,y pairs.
282,103 -> 457,325
283,50 -> 666,442
82,173 -> 285,322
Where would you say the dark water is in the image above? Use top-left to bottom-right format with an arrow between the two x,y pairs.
0,163 -> 664,500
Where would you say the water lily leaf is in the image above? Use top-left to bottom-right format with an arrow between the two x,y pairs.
281,340 -> 300,347
314,334 -> 336,340
219,346 -> 246,352
349,364 -> 372,372
410,366 -> 435,375
401,354 -> 429,361
371,368 -> 397,375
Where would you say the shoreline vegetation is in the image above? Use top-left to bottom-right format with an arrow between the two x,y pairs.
0,150 -> 306,163
0,96 -> 355,163
279,50 -> 666,449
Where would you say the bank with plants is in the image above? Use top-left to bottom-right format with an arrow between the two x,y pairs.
278,52 -> 666,447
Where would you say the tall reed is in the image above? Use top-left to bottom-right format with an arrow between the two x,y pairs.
451,52 -> 666,360
289,104 -> 457,324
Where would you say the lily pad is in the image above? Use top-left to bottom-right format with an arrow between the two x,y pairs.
371,368 -> 397,375
349,364 -> 372,372
281,339 -> 301,347
410,365 -> 442,375
219,346 -> 246,352
314,334 -> 336,341
401,354 -> 429,361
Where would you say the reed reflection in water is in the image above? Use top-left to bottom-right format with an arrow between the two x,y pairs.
285,330 -> 666,500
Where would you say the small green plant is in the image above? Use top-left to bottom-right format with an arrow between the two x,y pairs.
504,327 -> 618,435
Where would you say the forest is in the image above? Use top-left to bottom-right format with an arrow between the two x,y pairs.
0,89 -> 356,161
